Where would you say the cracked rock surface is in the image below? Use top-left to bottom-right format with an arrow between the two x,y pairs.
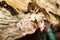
0,7 -> 45,40
0,0 -> 60,40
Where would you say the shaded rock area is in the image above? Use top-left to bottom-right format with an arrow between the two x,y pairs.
16,29 -> 40,40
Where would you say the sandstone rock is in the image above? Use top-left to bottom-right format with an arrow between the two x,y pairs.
0,0 -> 60,40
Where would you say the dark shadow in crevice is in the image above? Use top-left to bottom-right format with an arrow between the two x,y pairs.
16,28 -> 40,40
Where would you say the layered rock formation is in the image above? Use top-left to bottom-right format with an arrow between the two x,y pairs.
0,0 -> 60,40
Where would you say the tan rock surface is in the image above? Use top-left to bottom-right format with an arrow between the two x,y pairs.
0,0 -> 60,40
0,7 -> 45,40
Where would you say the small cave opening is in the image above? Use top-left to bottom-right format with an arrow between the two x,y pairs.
16,28 -> 40,40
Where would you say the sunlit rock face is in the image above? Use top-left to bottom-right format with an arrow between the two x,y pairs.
0,0 -> 60,40
0,7 -> 45,40
36,0 -> 60,15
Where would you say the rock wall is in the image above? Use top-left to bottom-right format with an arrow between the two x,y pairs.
0,0 -> 60,40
